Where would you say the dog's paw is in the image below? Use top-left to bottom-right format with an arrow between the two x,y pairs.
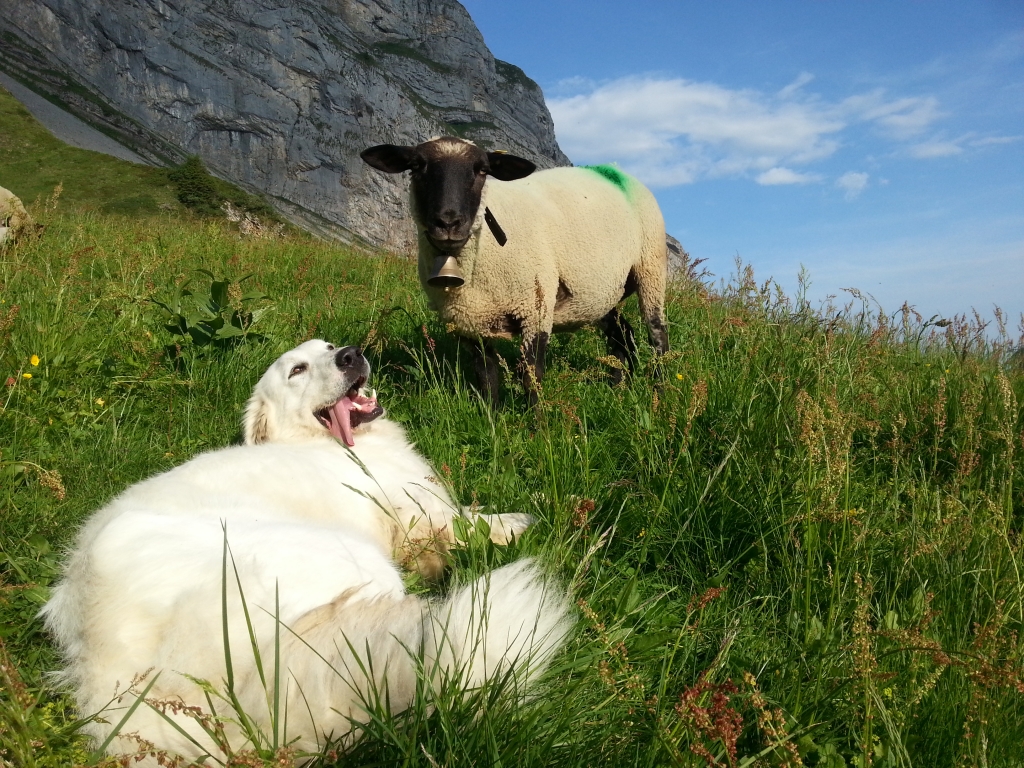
482,512 -> 534,545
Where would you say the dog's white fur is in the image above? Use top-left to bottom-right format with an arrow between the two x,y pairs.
43,340 -> 572,762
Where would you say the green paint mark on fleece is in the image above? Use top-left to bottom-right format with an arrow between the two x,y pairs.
582,164 -> 630,195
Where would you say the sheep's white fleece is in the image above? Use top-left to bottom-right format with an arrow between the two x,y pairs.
0,186 -> 33,245
42,355 -> 571,763
417,165 -> 667,344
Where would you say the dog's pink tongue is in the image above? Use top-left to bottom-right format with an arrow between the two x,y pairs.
330,397 -> 356,446
329,393 -> 381,446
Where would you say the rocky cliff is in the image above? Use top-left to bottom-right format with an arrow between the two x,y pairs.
0,0 -> 569,249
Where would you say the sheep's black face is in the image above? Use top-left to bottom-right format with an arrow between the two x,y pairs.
413,143 -> 486,252
361,138 -> 536,254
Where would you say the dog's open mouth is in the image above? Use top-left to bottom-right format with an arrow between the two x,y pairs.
315,376 -> 384,447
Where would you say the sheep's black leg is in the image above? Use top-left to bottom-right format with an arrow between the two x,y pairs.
647,309 -> 669,356
461,337 -> 502,404
598,307 -> 638,386
633,265 -> 669,364
520,332 -> 548,405
646,309 -> 669,380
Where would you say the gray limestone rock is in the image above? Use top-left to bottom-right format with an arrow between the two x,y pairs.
0,0 -> 569,251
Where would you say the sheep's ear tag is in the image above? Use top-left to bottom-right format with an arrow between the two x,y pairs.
484,207 -> 507,247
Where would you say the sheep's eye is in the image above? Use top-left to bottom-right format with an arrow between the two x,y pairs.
326,344 -> 335,351
474,162 -> 486,175
289,363 -> 308,378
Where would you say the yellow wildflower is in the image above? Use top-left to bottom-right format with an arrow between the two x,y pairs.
95,398 -> 105,407
30,355 -> 40,366
22,372 -> 32,379
675,373 -> 683,380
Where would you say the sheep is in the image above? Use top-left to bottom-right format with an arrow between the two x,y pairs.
0,186 -> 35,246
361,137 -> 669,401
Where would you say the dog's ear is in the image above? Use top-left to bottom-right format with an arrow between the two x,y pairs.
243,392 -> 275,445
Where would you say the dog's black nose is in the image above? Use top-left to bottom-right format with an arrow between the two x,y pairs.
335,346 -> 363,369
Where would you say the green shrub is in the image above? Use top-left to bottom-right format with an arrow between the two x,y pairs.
167,156 -> 279,222
149,269 -> 271,351
168,155 -> 221,215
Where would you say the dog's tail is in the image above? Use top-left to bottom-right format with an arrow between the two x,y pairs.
275,559 -> 571,750
422,558 -> 574,692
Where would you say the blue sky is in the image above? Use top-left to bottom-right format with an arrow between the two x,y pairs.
461,1 -> 1024,333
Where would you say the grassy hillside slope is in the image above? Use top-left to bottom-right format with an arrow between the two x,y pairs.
0,86 -> 178,216
1,87 -> 1023,767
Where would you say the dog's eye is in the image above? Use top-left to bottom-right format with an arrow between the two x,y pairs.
326,344 -> 335,351
289,363 -> 308,378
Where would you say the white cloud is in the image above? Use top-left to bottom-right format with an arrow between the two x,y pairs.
549,75 -> 948,188
904,132 -> 1017,159
547,75 -> 597,98
970,135 -> 1023,147
778,72 -> 815,99
551,76 -> 842,160
836,171 -> 869,199
838,90 -> 944,140
986,30 -> 1024,65
756,167 -> 821,185
908,141 -> 963,158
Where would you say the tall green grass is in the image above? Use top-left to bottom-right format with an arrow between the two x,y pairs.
2,203 -> 1021,767
1,92 -> 1022,766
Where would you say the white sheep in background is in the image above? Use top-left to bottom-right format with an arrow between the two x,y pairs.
361,137 -> 669,402
0,186 -> 35,246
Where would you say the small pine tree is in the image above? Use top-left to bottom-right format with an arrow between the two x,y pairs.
168,156 -> 222,215
167,156 -> 279,223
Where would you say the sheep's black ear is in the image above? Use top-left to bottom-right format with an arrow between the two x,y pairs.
361,145 -> 419,174
487,152 -> 536,181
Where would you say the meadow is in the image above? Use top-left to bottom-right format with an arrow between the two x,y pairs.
1,86 -> 1023,767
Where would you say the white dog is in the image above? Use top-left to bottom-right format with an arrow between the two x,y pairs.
43,340 -> 572,763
